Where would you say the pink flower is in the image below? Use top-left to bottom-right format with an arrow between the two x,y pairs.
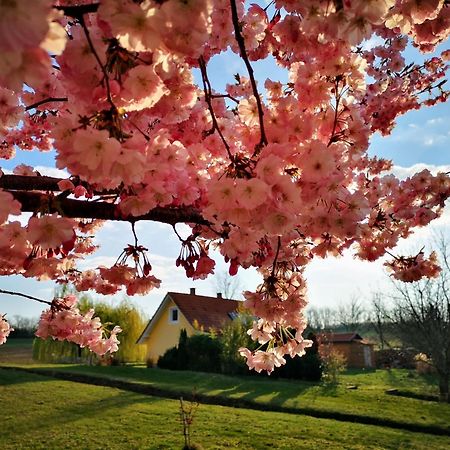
27,214 -> 75,250
0,87 -> 23,130
0,0 -> 50,52
0,315 -> 13,345
35,295 -> 122,356
120,64 -> 169,112
57,179 -> 75,192
236,178 -> 269,210
0,189 -> 21,224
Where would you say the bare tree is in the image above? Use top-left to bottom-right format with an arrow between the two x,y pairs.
382,231 -> 450,402
213,270 -> 243,299
338,296 -> 366,332
306,305 -> 339,331
370,293 -> 390,351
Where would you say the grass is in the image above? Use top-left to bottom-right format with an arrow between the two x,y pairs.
1,368 -> 449,450
0,338 -> 34,364
9,363 -> 449,433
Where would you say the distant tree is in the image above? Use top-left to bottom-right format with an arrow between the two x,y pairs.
306,306 -> 338,331
9,315 -> 37,338
213,271 -> 244,300
369,293 -> 392,351
337,296 -> 366,332
379,232 -> 450,402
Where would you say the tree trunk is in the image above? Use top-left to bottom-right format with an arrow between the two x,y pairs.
438,373 -> 449,403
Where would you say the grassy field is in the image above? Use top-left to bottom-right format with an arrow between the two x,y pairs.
0,338 -> 34,364
11,363 -> 449,433
1,368 -> 449,450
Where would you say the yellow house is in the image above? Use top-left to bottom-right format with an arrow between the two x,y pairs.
137,288 -> 241,365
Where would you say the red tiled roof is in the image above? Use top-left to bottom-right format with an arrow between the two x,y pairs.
319,332 -> 364,343
168,292 -> 241,331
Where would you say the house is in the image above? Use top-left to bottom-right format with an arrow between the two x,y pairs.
137,288 -> 241,365
319,332 -> 375,369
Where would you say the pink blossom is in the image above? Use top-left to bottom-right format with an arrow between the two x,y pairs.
27,214 -> 75,250
0,0 -> 50,52
0,315 -> 13,345
0,189 -> 21,224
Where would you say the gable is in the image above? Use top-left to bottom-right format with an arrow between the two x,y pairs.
136,294 -> 192,344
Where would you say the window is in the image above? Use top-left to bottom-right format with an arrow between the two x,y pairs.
169,307 -> 179,323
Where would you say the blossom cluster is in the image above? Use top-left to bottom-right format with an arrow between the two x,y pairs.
0,1 -> 449,369
0,315 -> 13,345
385,251 -> 441,282
35,294 -> 122,355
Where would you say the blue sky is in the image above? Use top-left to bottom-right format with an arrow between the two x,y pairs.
1,28 -> 449,321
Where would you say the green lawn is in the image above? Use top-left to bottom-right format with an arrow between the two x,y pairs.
10,363 -> 449,433
1,368 -> 449,450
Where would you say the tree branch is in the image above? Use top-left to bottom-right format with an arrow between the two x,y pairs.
25,97 -> 68,111
54,3 -> 100,18
0,289 -> 52,306
198,57 -> 233,160
5,190 -> 208,226
229,0 -> 268,155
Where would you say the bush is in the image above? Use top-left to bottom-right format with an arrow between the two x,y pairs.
321,347 -> 347,384
157,346 -> 181,370
220,313 -> 256,375
375,348 -> 417,369
157,330 -> 222,373
158,324 -> 323,381
274,333 -> 323,381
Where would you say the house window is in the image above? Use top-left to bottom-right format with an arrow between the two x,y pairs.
169,307 -> 179,323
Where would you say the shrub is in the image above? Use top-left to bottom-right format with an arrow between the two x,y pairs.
220,313 -> 255,375
321,347 -> 347,384
157,330 -> 222,373
274,333 -> 323,381
375,348 -> 417,369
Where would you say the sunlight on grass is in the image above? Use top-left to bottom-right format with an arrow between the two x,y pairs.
1,368 -> 449,450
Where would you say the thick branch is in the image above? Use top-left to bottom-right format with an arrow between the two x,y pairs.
6,190 -> 208,226
54,3 -> 100,18
1,174 -> 66,191
0,174 -> 116,195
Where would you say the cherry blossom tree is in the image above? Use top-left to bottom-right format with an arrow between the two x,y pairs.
0,0 -> 449,372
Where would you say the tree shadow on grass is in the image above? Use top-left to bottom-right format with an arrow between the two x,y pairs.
7,386 -> 167,437
0,367 -> 55,386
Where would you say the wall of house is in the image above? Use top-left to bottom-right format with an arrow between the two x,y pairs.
143,298 -> 195,365
332,342 -> 375,369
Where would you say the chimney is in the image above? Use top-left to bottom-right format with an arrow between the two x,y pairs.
190,287 -> 196,295
217,292 -> 223,299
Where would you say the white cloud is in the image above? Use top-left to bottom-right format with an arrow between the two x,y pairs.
34,166 -> 69,178
391,163 -> 450,179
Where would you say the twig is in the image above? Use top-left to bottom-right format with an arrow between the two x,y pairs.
229,0 -> 268,155
25,97 -> 68,111
271,236 -> 282,278
198,56 -> 233,160
78,14 -> 115,109
0,289 -> 52,306
131,221 -> 139,247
